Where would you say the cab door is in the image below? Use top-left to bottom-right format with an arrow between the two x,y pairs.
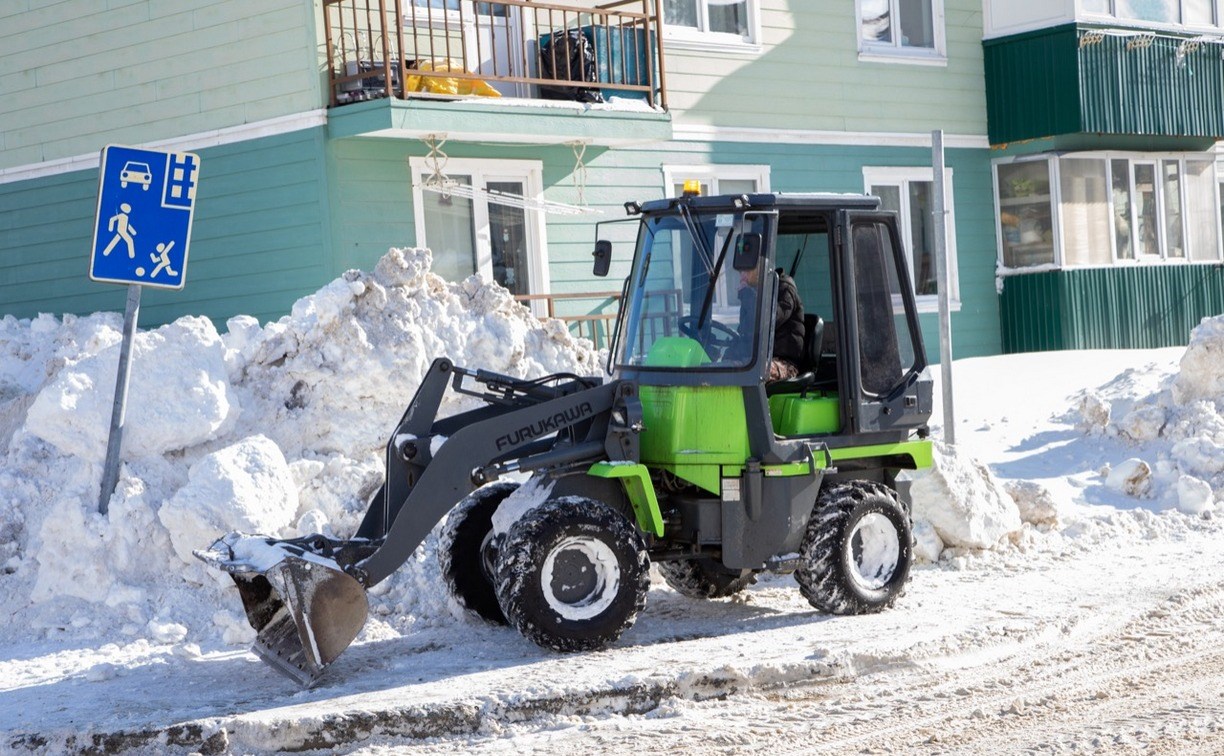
837,211 -> 931,435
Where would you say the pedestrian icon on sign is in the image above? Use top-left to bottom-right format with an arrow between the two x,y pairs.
90,145 -> 199,290
101,203 -> 138,258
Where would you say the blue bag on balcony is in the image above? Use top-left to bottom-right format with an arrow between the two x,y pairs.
538,28 -> 603,104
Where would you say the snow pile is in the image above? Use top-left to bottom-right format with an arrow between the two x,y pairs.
0,247 -> 600,646
911,441 -> 1022,552
1076,316 -> 1224,515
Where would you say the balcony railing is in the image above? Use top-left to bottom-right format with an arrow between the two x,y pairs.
514,287 -> 682,350
323,0 -> 666,109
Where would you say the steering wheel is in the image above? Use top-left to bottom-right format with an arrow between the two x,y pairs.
679,315 -> 740,349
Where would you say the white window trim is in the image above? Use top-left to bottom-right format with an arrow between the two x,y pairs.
863,165 -> 960,314
660,163 -> 771,195
409,156 -> 551,305
659,164 -> 771,317
662,0 -> 763,55
855,0 -> 948,65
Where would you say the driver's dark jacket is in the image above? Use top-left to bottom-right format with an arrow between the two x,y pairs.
773,273 -> 805,365
738,271 -> 805,365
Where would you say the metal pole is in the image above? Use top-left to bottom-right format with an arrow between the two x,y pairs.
98,284 -> 141,514
931,130 -> 955,445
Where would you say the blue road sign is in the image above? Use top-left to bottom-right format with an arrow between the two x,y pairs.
90,145 -> 200,290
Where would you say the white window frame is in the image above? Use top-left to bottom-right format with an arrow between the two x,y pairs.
661,0 -> 763,55
993,152 -> 1223,274
660,164 -> 771,316
863,166 -> 960,313
409,156 -> 551,305
856,0 -> 948,66
1080,0 -> 1223,32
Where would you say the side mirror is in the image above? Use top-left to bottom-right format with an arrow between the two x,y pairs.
592,239 -> 612,277
732,232 -> 763,271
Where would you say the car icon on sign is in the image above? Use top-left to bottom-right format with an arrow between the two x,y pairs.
119,161 -> 152,190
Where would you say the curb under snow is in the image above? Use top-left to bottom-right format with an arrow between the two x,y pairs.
7,661 -> 843,754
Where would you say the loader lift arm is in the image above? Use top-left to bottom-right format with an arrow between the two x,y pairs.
354,357 -> 638,587
197,357 -> 641,686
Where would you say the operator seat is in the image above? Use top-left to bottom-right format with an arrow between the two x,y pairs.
765,314 -> 824,396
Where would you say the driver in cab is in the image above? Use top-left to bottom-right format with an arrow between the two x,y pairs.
738,262 -> 805,381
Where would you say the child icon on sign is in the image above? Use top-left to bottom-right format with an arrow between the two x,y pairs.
102,203 -> 138,258
149,240 -> 178,279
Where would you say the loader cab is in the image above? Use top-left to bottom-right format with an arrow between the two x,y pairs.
604,193 -> 932,470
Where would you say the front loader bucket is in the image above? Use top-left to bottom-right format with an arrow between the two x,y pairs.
196,534 -> 369,687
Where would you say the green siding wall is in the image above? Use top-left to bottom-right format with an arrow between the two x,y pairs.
0,0 -> 321,170
985,24 -> 1224,145
1000,266 -> 1224,352
666,0 -> 987,135
3,127 -> 1000,359
0,128 -> 333,326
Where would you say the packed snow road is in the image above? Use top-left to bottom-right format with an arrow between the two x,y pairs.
345,527 -> 1224,756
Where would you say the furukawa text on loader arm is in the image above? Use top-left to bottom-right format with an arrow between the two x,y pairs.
197,192 -> 934,686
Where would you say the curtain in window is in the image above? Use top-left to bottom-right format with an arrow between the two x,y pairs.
1185,161 -> 1221,261
1116,0 -> 1179,23
420,175 -> 478,281
1060,159 -> 1112,266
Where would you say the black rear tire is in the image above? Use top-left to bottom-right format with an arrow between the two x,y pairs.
795,481 -> 911,615
658,559 -> 756,599
438,481 -> 519,625
495,496 -> 649,652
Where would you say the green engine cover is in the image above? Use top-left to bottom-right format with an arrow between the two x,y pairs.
639,384 -> 749,493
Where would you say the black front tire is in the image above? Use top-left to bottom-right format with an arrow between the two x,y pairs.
495,496 -> 650,652
795,481 -> 911,615
658,559 -> 757,599
438,481 -> 519,625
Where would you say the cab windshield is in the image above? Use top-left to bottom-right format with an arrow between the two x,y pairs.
615,209 -> 766,370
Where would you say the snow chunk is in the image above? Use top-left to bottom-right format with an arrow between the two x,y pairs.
1105,458 -> 1152,498
1004,480 -> 1060,526
157,436 -> 297,566
1173,316 -> 1224,404
910,519 -> 944,563
911,442 -> 1021,550
1175,474 -> 1214,515
25,316 -> 238,462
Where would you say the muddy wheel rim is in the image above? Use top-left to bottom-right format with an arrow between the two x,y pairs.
848,512 -> 900,591
540,536 -> 621,620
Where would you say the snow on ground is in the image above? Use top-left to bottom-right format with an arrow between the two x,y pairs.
0,248 -> 1222,754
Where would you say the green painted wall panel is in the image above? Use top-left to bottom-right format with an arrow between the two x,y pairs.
1000,266 -> 1224,352
0,127 -> 334,327
985,24 -> 1224,144
666,0 -> 988,135
0,1 -> 320,170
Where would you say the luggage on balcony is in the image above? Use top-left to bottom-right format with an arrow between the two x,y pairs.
538,28 -> 603,103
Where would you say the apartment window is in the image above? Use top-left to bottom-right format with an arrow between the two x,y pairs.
663,0 -> 759,50
1082,0 -> 1219,27
858,0 -> 947,63
995,154 -> 1222,271
410,157 -> 550,299
863,166 -> 959,309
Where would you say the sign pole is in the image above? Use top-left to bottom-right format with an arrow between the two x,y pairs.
931,130 -> 955,445
98,284 -> 141,514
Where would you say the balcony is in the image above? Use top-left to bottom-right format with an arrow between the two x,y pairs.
321,0 -> 671,146
984,23 -> 1224,145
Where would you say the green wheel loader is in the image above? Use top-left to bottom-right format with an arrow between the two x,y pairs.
197,192 -> 934,686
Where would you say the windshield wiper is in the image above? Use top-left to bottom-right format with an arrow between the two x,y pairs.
694,220 -> 738,331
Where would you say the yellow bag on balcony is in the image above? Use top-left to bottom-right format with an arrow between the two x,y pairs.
406,61 -> 501,98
